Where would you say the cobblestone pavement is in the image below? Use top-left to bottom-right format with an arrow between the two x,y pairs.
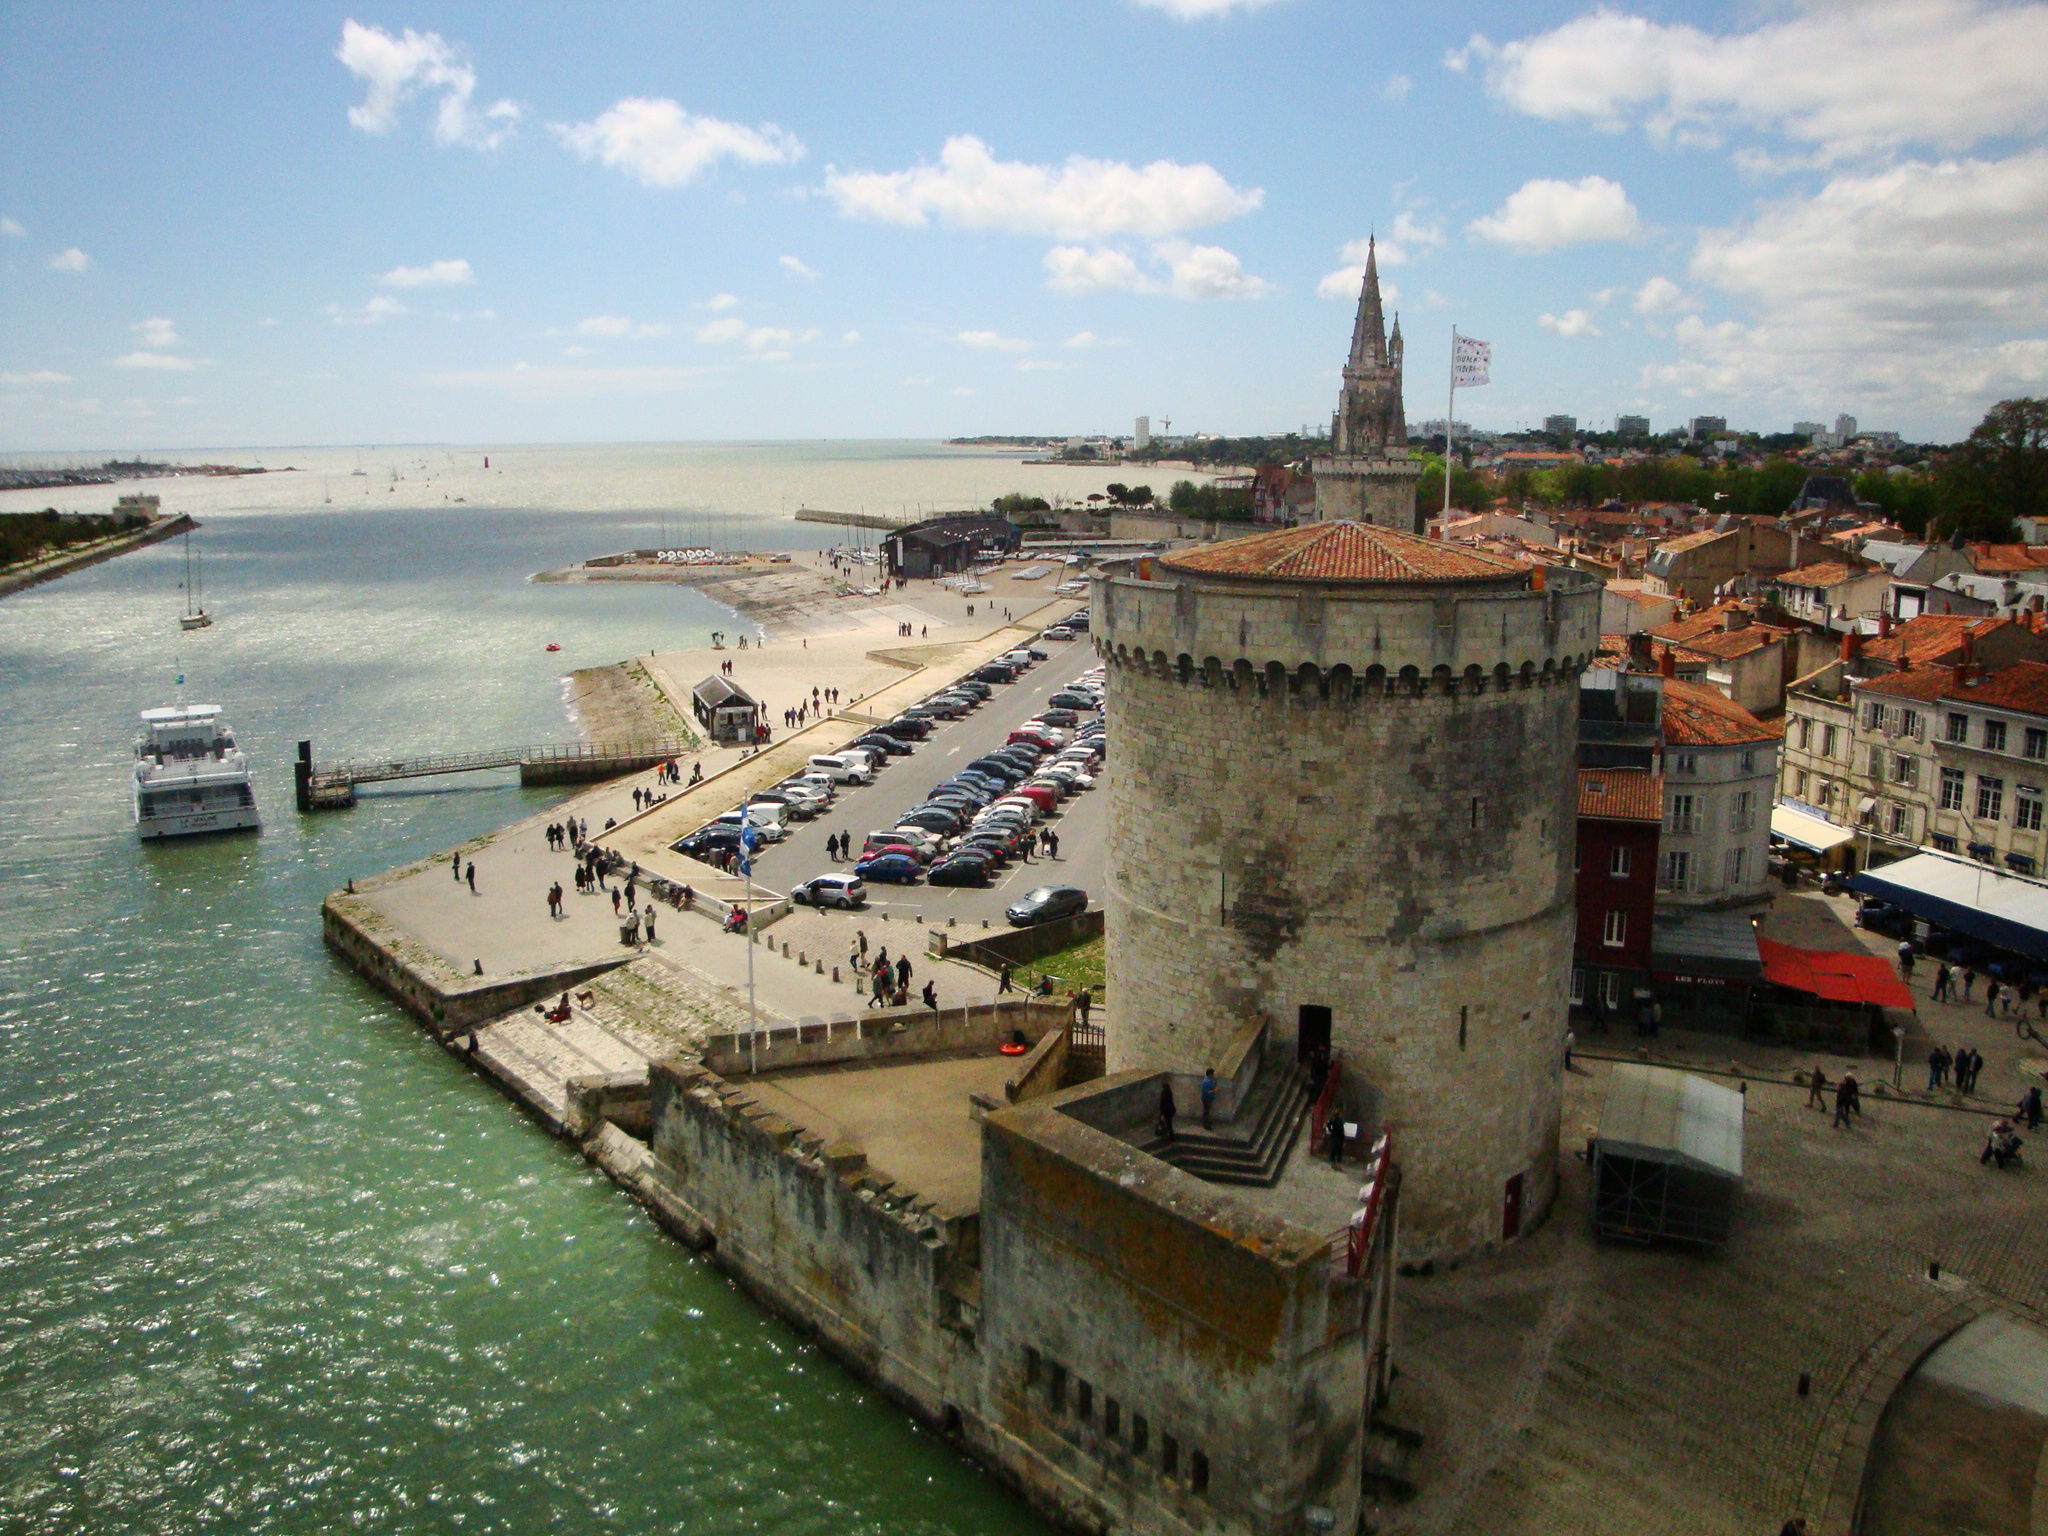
1377,1046 -> 2047,1536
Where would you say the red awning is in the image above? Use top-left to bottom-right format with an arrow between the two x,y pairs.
1756,937 -> 1915,1011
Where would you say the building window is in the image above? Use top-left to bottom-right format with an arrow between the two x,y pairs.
1660,850 -> 1691,890
1819,779 -> 1835,804
1941,767 -> 1966,810
1727,846 -> 1749,887
1901,709 -> 1922,739
1667,793 -> 1698,835
1076,1380 -> 1092,1421
1978,775 -> 2005,820
1946,712 -> 1969,743
1105,1399 -> 1121,1438
1890,805 -> 1912,838
1868,745 -> 1886,780
1023,1347 -> 1040,1385
1132,1414 -> 1149,1456
1190,1450 -> 1210,1495
1603,910 -> 1628,947
1985,719 -> 2009,752
1932,833 -> 1958,853
1739,749 -> 1757,775
2027,727 -> 2047,761
1799,718 -> 1814,750
1570,968 -> 1586,1006
1671,750 -> 1698,775
1823,724 -> 1839,757
1732,790 -> 1755,832
1892,755 -> 1917,787
1865,701 -> 1885,731
1162,1435 -> 1180,1479
1792,769 -> 1807,798
1049,1363 -> 1067,1413
1609,845 -> 1631,878
1600,972 -> 1623,1008
2019,788 -> 2044,832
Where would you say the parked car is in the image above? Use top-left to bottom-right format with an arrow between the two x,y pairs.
1036,709 -> 1080,729
899,806 -> 965,834
1007,885 -> 1088,926
1041,626 -> 1077,641
807,753 -> 873,784
928,855 -> 993,887
675,828 -> 744,859
854,852 -> 923,884
970,664 -> 1018,684
789,874 -> 868,909
850,732 -> 913,757
879,717 -> 931,740
1047,690 -> 1098,710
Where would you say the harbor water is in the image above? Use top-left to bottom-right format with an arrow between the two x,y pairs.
0,444 -> 1072,1535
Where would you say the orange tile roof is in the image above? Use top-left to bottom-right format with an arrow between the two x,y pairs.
1672,627 -> 1783,661
1158,521 -> 1528,585
1856,666 -> 1958,703
1861,614 -> 2010,668
1662,678 -> 1782,746
1654,528 -> 1730,556
1578,768 -> 1664,823
1774,561 -> 1865,589
1947,659 -> 2048,716
1968,543 -> 2048,573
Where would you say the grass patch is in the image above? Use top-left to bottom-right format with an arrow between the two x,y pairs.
1010,933 -> 1104,998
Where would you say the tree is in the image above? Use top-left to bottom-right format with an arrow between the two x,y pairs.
991,492 -> 1050,516
1936,397 -> 2048,540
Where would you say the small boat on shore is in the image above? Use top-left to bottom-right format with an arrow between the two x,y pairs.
134,704 -> 260,840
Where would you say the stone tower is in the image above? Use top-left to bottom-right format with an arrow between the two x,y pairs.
1313,240 -> 1424,530
1094,522 -> 1600,1260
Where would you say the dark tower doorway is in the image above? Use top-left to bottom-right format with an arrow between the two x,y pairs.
1298,1004 -> 1332,1063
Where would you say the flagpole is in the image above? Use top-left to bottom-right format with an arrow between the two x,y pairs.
742,816 -> 760,1073
1443,326 -> 1458,528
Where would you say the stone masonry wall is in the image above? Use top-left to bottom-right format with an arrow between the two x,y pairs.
1093,570 -> 1598,1261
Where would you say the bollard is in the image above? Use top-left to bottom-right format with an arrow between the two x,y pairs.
815,959 -> 824,974
798,949 -> 805,965
947,916 -> 956,927
882,912 -> 889,921
916,914 -> 924,924
832,966 -> 840,983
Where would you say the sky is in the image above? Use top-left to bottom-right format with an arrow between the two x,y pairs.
2,0 -> 2045,451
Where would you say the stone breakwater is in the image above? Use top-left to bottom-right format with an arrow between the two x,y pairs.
0,513 -> 196,599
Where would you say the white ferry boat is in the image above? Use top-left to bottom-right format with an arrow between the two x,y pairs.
134,705 -> 261,839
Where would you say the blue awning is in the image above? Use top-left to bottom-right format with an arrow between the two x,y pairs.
1848,852 -> 2048,962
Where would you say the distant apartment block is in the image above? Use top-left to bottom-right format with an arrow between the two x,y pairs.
1543,414 -> 1577,437
1616,414 -> 1650,438
1134,415 -> 1151,450
1794,420 -> 1825,439
1690,415 -> 1728,441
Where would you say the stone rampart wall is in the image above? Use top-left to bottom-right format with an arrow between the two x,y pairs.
698,996 -> 1067,1077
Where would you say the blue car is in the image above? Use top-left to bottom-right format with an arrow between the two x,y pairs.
854,852 -> 922,884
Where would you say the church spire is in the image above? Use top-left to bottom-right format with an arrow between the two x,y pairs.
1348,236 -> 1386,366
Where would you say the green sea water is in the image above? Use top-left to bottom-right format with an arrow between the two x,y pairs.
0,454 -> 1055,1534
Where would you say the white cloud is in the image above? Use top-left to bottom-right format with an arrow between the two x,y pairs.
1649,149 -> 2048,426
1316,215 -> 1446,294
1156,241 -> 1274,300
422,361 -> 709,395
1469,176 -> 1640,252
1044,245 -> 1156,294
46,248 -> 90,272
827,134 -> 1260,239
703,292 -> 742,312
1063,330 -> 1100,349
562,344 -> 594,357
1452,1 -> 2048,161
379,258 -> 474,288
950,386 -> 975,396
0,369 -> 70,385
0,216 -> 24,238
329,294 -> 406,325
553,98 -> 802,189
958,330 -> 1033,353
112,351 -> 198,371
1316,260 -> 1399,304
1382,74 -> 1412,103
1133,0 -> 1288,15
1016,358 -> 1066,372
779,254 -> 819,280
1633,276 -> 1688,316
575,314 -> 669,339
1538,309 -> 1602,338
132,317 -> 180,348
335,20 -> 519,149
695,317 -> 816,356
840,330 -> 861,344
1391,211 -> 1445,256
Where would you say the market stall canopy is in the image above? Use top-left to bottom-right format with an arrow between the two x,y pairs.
1756,937 -> 1914,1011
1770,805 -> 1857,854
1848,851 -> 2048,963
1596,1064 -> 1745,1180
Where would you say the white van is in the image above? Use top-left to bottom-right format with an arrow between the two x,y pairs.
808,752 -> 874,785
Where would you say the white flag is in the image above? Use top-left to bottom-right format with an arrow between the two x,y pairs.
1453,334 -> 1492,388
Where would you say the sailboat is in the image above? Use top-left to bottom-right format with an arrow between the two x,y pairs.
179,531 -> 213,630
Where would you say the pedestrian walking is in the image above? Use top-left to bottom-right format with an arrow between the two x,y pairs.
896,954 -> 912,990
1200,1068 -> 1217,1129
1046,829 -> 1059,859
643,908 -> 656,943
1963,966 -> 1977,1000
1563,1027 -> 1576,1072
1897,940 -> 1915,980
1932,962 -> 1952,1002
453,853 -> 462,881
857,929 -> 869,959
2021,1085 -> 2045,1131
998,962 -> 1014,994
1986,978 -> 2002,1017
1075,988 -> 1093,1027
465,862 -> 476,894
1832,1072 -> 1861,1129
1960,1046 -> 1981,1093
922,980 -> 938,1014
1156,1079 -> 1177,1143
1926,1045 -> 1949,1092
611,889 -> 622,916
1805,1064 -> 1829,1110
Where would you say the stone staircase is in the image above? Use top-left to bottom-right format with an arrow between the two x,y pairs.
1136,1053 -> 1311,1188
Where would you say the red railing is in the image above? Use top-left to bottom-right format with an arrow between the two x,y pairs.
1306,1052 -> 1342,1154
1345,1132 -> 1393,1277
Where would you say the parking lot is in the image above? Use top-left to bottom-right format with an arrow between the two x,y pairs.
697,636 -> 1108,930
